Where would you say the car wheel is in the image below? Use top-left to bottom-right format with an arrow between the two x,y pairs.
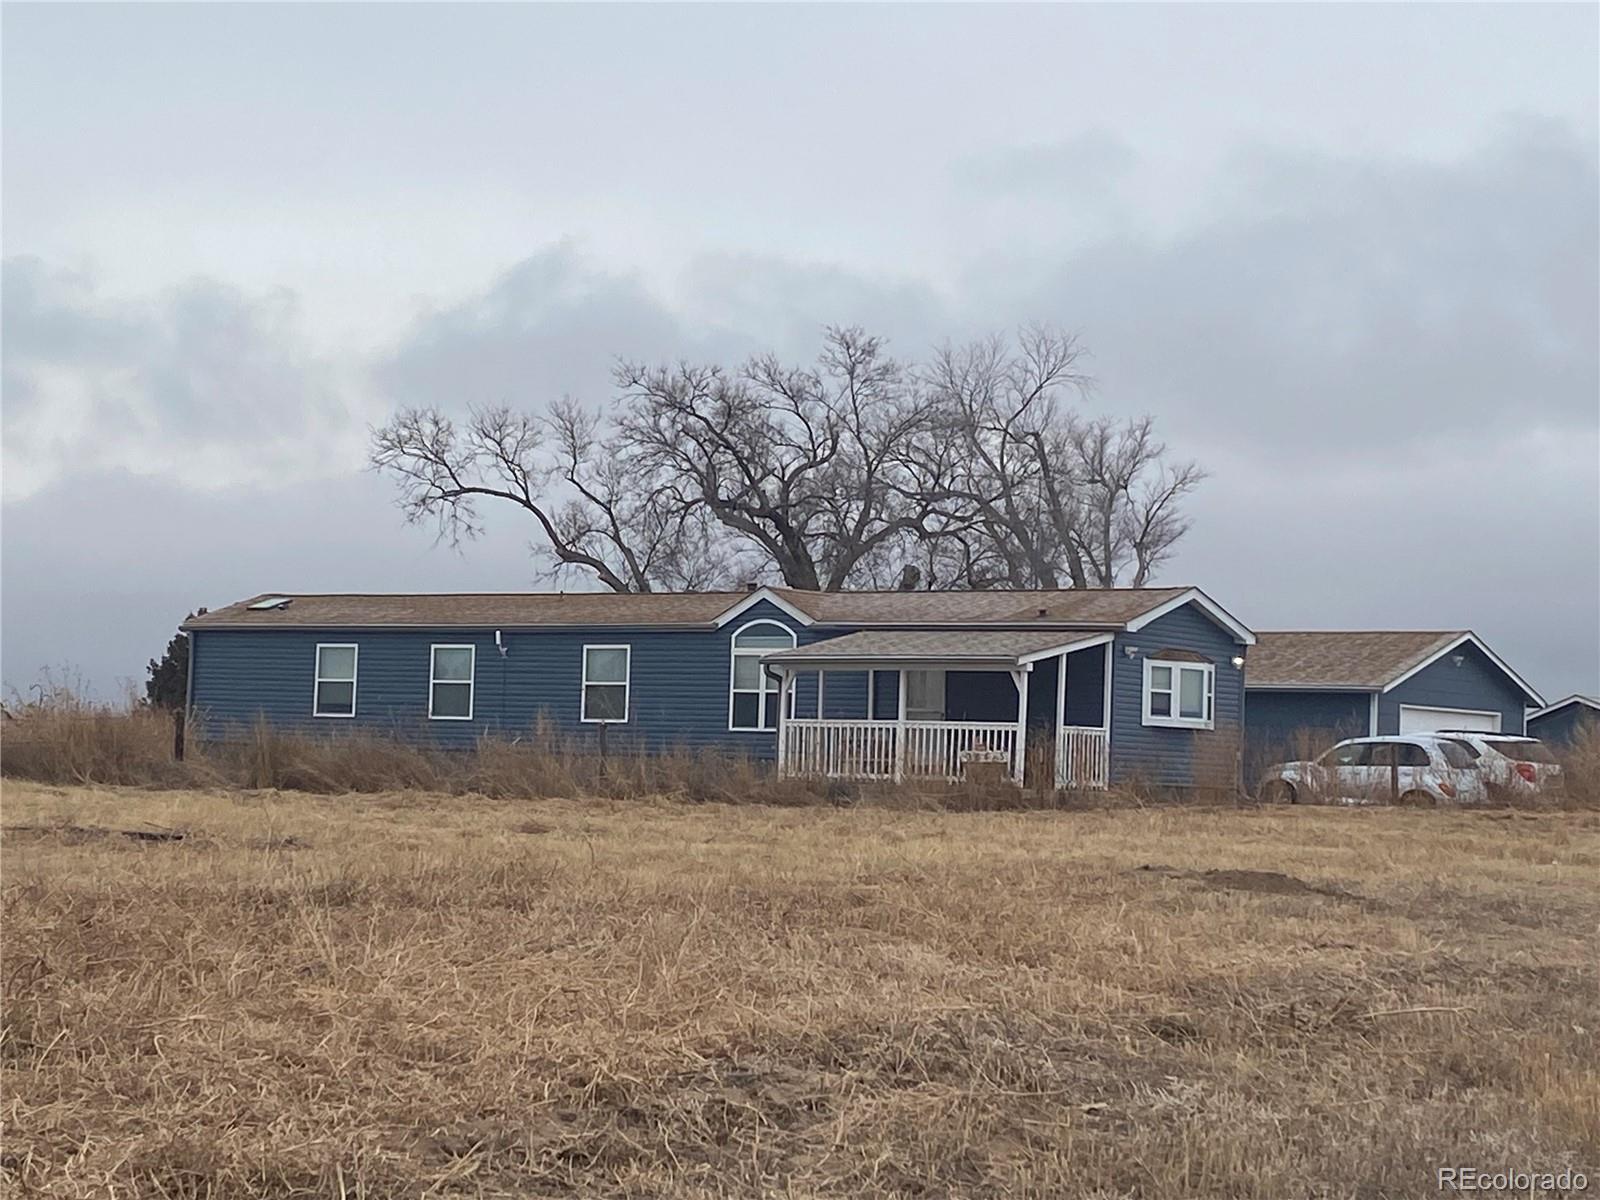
1262,780 -> 1298,805
1399,789 -> 1436,808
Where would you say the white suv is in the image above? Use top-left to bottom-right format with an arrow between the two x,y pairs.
1436,733 -> 1562,799
1259,734 -> 1487,806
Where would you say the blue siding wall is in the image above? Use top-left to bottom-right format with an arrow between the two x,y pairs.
1528,703 -> 1598,746
190,598 -> 825,758
1109,605 -> 1247,788
1378,643 -> 1530,735
1243,690 -> 1370,776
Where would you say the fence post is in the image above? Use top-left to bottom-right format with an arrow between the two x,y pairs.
172,707 -> 185,762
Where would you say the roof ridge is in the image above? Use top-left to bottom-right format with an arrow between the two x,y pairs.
1256,629 -> 1464,635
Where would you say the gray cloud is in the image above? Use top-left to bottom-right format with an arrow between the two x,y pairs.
966,121 -> 1598,458
2,258 -> 354,499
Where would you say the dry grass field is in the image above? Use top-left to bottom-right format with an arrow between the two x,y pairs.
3,781 -> 1597,1199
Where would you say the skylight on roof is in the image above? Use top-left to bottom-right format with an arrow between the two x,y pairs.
247,596 -> 294,610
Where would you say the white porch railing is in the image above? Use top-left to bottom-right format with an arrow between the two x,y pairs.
1056,725 -> 1110,790
781,719 -> 1021,783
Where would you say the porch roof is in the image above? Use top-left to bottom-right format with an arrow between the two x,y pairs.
763,628 -> 1112,669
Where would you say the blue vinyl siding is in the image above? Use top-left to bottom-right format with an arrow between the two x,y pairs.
1527,703 -> 1599,747
1378,642 -> 1529,735
1108,605 -> 1248,788
190,598 -> 822,758
1243,690 -> 1370,777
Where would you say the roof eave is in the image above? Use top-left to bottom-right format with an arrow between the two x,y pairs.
1244,683 -> 1381,692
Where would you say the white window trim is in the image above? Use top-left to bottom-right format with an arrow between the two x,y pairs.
429,643 -> 476,721
313,643 -> 359,718
1142,658 -> 1215,730
582,643 -> 631,724
728,620 -> 796,732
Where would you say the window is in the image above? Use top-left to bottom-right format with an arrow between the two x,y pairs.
582,645 -> 630,722
729,621 -> 794,731
1321,741 -> 1375,767
1439,741 -> 1481,770
429,645 -> 475,720
314,644 -> 357,717
904,669 -> 946,722
1391,742 -> 1431,767
1142,659 -> 1214,729
1482,739 -> 1557,764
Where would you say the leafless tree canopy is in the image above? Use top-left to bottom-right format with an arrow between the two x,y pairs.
370,326 -> 1203,592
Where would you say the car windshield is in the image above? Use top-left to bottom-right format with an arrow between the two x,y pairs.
1483,740 -> 1558,764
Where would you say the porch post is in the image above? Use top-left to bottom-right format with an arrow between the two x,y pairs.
1055,650 -> 1068,789
1011,667 -> 1030,787
1101,642 -> 1114,731
817,670 -> 827,720
893,668 -> 907,782
774,665 -> 789,778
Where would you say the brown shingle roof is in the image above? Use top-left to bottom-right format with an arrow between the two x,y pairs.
1246,631 -> 1465,690
183,585 -> 1203,632
185,592 -> 752,629
774,586 -> 1190,626
766,628 -> 1109,666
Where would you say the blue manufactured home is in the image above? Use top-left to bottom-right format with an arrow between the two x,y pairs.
184,586 -> 1258,790
1242,630 -> 1544,774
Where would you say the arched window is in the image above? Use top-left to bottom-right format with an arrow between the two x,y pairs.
729,620 -> 796,731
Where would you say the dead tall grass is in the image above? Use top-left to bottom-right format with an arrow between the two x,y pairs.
0,708 -> 1048,810
2,782 -> 1596,1198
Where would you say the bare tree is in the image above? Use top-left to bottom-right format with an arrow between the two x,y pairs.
370,324 -> 1204,594
616,327 -> 944,591
922,326 -> 1204,588
369,404 -> 727,592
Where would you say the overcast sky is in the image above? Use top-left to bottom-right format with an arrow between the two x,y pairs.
3,3 -> 1597,703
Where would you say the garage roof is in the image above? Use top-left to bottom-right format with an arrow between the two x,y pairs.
1247,630 -> 1543,704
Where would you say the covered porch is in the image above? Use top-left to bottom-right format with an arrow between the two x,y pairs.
765,630 -> 1114,789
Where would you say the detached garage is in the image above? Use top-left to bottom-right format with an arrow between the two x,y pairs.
1243,630 -> 1544,773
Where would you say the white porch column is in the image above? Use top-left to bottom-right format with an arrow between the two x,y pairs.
1101,642 -> 1114,730
1011,667 -> 1030,787
774,665 -> 790,778
893,668 -> 907,782
1055,650 -> 1069,789
817,669 -> 827,720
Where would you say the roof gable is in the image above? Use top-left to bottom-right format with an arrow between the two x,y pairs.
1246,630 -> 1542,704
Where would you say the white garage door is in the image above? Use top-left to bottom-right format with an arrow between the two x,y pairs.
1398,704 -> 1502,733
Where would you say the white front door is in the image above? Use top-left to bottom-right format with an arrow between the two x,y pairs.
1397,704 -> 1501,733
